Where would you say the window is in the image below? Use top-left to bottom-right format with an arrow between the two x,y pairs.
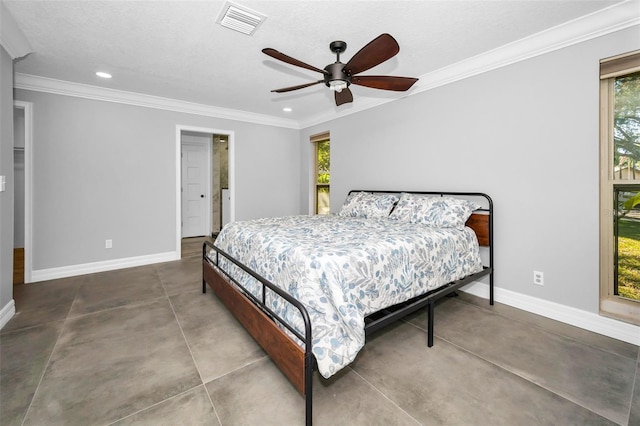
600,51 -> 640,325
311,132 -> 330,214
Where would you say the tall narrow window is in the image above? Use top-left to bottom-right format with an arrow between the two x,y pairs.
600,51 -> 640,325
311,132 -> 330,214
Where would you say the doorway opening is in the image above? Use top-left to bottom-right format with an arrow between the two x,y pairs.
13,101 -> 32,284
177,126 -> 233,258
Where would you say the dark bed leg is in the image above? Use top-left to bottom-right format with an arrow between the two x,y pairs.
489,272 -> 494,305
202,243 -> 207,294
427,301 -> 434,347
305,354 -> 313,425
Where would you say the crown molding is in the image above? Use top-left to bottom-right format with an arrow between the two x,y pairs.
0,3 -> 32,59
299,0 -> 640,129
13,0 -> 639,130
297,95 -> 401,129
412,0 -> 640,95
14,73 -> 300,129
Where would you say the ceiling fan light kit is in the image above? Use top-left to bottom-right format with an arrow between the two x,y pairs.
328,80 -> 348,93
262,33 -> 418,106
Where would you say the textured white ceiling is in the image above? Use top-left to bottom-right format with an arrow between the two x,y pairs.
4,0 -> 629,125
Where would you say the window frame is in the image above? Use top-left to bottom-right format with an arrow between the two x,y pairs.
311,132 -> 330,215
599,50 -> 640,325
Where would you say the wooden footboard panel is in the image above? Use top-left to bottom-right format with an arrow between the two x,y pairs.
203,259 -> 307,395
466,213 -> 490,247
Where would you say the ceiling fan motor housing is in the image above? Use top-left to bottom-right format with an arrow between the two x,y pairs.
324,62 -> 351,88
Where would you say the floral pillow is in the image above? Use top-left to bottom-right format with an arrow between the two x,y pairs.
388,192 -> 415,222
339,192 -> 399,219
390,193 -> 479,229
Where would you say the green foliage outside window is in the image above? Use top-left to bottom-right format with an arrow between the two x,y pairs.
317,140 -> 330,184
614,72 -> 640,178
316,139 -> 330,214
614,72 -> 640,301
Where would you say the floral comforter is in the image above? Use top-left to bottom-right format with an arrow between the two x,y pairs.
211,214 -> 483,378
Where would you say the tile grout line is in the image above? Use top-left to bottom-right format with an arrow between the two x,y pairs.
436,334 -> 618,424
348,366 -> 423,426
397,299 -> 631,425
19,282 -> 82,426
443,297 -> 638,423
454,296 -> 638,361
159,267 -> 223,426
103,384 -> 207,426
625,349 -> 640,425
205,353 -> 270,384
64,294 -> 168,321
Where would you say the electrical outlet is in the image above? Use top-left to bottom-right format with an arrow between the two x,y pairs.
533,270 -> 544,286
105,239 -> 113,249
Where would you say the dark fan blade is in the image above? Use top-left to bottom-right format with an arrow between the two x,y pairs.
335,88 -> 353,106
271,80 -> 324,93
262,48 -> 327,74
344,34 -> 399,76
351,75 -> 418,91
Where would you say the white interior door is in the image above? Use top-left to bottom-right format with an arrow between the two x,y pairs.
181,142 -> 210,237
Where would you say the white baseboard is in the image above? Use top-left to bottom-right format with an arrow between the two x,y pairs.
30,251 -> 180,283
461,282 -> 640,346
0,299 -> 16,330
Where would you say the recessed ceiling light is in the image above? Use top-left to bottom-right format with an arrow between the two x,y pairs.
96,71 -> 112,79
283,107 -> 292,112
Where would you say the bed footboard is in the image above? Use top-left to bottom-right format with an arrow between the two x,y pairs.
202,241 -> 314,425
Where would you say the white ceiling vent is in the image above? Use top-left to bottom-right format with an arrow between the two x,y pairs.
216,2 -> 266,36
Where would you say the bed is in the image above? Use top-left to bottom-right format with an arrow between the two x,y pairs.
202,190 -> 494,425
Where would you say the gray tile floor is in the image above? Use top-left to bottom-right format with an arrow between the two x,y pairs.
2,247 -> 639,425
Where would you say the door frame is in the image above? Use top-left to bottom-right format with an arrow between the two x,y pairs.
175,125 -> 235,257
14,100 -> 33,283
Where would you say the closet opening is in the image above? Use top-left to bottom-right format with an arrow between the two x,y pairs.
13,101 -> 32,284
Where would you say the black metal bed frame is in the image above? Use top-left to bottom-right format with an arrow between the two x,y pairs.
202,190 -> 494,425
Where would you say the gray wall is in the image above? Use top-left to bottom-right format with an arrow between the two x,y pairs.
0,46 -> 14,312
14,89 -> 300,272
8,23 -> 639,320
301,26 -> 640,314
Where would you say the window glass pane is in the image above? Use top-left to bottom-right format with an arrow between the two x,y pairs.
613,72 -> 640,180
315,139 -> 330,214
316,186 -> 330,215
615,186 -> 640,301
317,140 -> 330,184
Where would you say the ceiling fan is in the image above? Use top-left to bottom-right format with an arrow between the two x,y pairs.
262,33 -> 419,106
